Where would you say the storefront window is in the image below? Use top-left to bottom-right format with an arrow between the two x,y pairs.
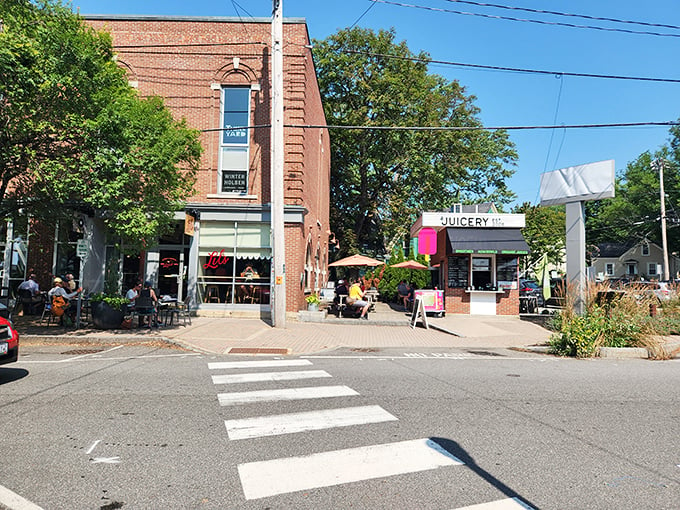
471,256 -> 494,290
198,221 -> 271,305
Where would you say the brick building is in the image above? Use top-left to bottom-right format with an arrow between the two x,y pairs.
76,15 -> 332,316
410,205 -> 529,315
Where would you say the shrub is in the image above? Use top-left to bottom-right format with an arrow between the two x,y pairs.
89,293 -> 129,311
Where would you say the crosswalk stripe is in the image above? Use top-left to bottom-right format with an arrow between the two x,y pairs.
212,369 -> 331,385
453,497 -> 534,510
225,405 -> 398,440
217,385 -> 358,406
208,359 -> 312,370
238,437 -> 464,500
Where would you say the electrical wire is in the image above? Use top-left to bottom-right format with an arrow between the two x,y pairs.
443,0 -> 680,32
201,120 -> 680,133
349,1 -> 377,29
339,49 -> 680,84
370,0 -> 680,39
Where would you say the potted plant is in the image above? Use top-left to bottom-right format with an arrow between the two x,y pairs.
90,293 -> 129,329
305,293 -> 320,311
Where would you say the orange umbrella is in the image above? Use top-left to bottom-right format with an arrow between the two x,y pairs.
391,260 -> 428,270
391,260 -> 429,283
328,254 -> 384,267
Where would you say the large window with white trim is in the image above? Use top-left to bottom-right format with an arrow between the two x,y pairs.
219,87 -> 250,194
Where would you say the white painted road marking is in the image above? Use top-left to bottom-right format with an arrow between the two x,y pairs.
224,405 -> 398,440
238,437 -> 464,500
208,359 -> 312,370
0,484 -> 44,510
85,440 -> 101,455
217,385 -> 358,406
90,457 -> 121,464
212,369 -> 331,385
453,497 -> 534,509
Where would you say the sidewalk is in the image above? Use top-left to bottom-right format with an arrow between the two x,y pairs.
14,303 -> 553,356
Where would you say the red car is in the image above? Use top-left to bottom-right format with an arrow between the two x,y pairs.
0,316 -> 19,365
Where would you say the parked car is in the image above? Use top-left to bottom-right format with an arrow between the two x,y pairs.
519,279 -> 545,308
0,316 -> 19,365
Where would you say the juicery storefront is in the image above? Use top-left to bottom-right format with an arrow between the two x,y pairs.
411,209 -> 529,315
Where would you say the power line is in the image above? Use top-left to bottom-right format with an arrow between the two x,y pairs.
443,0 -> 680,32
339,49 -> 680,84
371,0 -> 680,39
202,120 -> 680,133
349,1 -> 377,29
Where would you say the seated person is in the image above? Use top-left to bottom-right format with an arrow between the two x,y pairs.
397,280 -> 409,310
348,279 -> 370,320
334,279 -> 349,305
126,281 -> 142,311
17,273 -> 44,315
239,265 -> 259,302
135,281 -> 158,326
48,277 -> 82,325
406,282 -> 415,311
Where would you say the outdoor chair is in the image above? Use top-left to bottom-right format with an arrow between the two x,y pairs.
40,302 -> 58,326
17,289 -> 42,315
132,293 -> 158,328
164,295 -> 192,327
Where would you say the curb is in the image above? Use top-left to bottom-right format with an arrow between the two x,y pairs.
597,347 -> 649,359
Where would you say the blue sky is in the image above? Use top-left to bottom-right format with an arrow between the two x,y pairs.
71,0 -> 680,208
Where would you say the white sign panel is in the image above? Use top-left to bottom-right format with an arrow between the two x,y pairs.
540,160 -> 615,206
420,212 -> 525,229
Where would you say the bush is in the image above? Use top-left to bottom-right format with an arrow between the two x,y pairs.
549,280 -> 667,357
89,293 -> 129,311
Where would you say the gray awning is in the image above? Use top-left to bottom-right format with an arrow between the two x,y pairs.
446,228 -> 530,255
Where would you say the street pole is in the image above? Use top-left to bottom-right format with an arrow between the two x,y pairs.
271,0 -> 286,327
653,158 -> 670,281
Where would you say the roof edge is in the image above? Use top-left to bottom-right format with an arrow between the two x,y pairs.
80,14 -> 307,23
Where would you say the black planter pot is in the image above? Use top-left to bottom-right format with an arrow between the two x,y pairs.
91,301 -> 125,329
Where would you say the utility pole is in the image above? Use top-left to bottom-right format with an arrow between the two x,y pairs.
652,158 -> 670,281
270,0 -> 286,327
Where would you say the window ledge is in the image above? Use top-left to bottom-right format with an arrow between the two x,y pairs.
207,193 -> 257,199
465,289 -> 505,294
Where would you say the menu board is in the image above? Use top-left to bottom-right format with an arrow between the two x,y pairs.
447,256 -> 469,288
496,255 -> 518,289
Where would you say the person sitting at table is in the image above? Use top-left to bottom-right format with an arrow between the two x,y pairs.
348,278 -> 370,320
126,281 -> 142,311
135,281 -> 159,327
406,282 -> 416,311
397,280 -> 409,310
239,265 -> 259,303
333,279 -> 349,306
48,277 -> 82,325
64,273 -> 77,291
17,273 -> 44,315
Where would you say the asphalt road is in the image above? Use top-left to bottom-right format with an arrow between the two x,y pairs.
1,344 -> 678,509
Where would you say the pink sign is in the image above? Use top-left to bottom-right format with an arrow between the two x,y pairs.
418,228 -> 437,255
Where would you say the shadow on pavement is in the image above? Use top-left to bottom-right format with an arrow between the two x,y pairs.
0,367 -> 29,385
429,436 -> 539,509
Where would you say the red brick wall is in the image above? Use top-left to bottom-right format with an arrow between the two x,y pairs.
85,17 -> 331,312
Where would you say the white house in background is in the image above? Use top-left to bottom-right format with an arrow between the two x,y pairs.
590,241 -> 680,281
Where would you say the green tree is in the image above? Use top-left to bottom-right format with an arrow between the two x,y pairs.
513,202 -> 566,270
586,147 -> 680,251
0,0 -> 202,249
313,27 -> 517,258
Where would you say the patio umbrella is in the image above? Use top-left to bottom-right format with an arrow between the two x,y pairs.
391,260 -> 428,270
391,259 -> 429,283
328,254 -> 384,267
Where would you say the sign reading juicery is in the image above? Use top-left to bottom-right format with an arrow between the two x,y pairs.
420,212 -> 525,229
